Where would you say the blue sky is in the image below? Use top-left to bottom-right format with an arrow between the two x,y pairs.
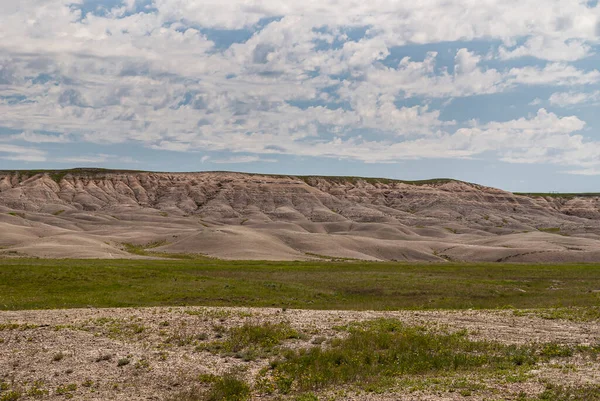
1,0 -> 600,192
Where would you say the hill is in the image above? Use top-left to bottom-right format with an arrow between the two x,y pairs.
1,169 -> 600,262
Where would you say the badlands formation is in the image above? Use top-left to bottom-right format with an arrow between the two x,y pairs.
1,169 -> 600,262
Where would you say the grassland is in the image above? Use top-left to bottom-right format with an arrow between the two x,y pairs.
1,257 -> 600,400
0,259 -> 599,311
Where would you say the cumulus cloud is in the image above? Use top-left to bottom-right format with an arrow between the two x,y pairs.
0,144 -> 46,162
211,155 -> 278,163
56,154 -> 139,164
3,131 -> 71,143
499,36 -> 593,61
549,91 -> 600,107
1,0 -> 600,173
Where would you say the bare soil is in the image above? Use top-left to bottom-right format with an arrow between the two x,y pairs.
1,307 -> 599,400
2,171 -> 600,262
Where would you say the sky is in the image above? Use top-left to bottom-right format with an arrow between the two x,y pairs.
1,1 -> 600,192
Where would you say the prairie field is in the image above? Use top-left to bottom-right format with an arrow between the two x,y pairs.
1,259 -> 599,400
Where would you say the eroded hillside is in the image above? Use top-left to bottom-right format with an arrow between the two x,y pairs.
1,169 -> 600,261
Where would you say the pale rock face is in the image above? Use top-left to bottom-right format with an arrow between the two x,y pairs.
0,170 -> 599,261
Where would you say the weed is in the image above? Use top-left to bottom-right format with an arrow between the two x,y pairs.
539,343 -> 574,358
294,394 -> 319,401
185,308 -> 232,319
134,359 -> 150,369
534,384 -> 600,400
55,384 -> 77,396
52,352 -> 65,362
165,373 -> 250,401
7,212 -> 25,219
26,380 -> 48,397
117,358 -> 130,367
0,323 -> 38,331
538,227 -> 561,234
261,319 -> 538,394
95,354 -> 112,362
204,374 -> 250,401
52,210 -> 65,216
89,317 -> 145,340
201,323 -> 302,361
311,336 -> 327,345
164,324 -> 207,347
0,391 -> 21,401
539,307 -> 600,322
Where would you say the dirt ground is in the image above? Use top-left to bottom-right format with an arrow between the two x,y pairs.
1,307 -> 599,400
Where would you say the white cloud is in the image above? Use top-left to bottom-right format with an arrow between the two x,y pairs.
499,36 -> 592,61
55,154 -> 139,164
1,0 -> 600,173
549,91 -> 600,107
0,144 -> 46,162
562,168 -> 600,176
3,131 -> 71,143
211,155 -> 277,163
507,63 -> 600,86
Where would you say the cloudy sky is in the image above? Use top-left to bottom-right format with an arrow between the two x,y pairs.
1,0 -> 600,191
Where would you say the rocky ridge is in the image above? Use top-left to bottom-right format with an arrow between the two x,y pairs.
1,169 -> 599,262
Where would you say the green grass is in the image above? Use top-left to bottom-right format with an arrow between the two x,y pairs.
514,306 -> 600,322
531,384 -> 600,400
0,259 -> 599,311
538,227 -> 562,234
165,373 -> 250,401
202,322 -> 302,360
121,242 -> 207,259
258,319 -> 579,395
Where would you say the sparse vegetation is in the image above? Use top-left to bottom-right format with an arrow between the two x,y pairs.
538,227 -> 561,234
259,319 -> 541,395
122,242 -> 208,259
202,322 -> 302,361
55,383 -> 77,396
7,212 -> 25,219
95,354 -> 112,362
0,390 -> 21,401
0,323 -> 38,330
88,317 -> 146,340
532,384 -> 600,400
117,358 -> 130,367
514,306 -> 600,322
26,380 -> 48,397
165,373 -> 250,401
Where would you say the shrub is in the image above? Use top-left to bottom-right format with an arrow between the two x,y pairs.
262,319 -> 537,394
